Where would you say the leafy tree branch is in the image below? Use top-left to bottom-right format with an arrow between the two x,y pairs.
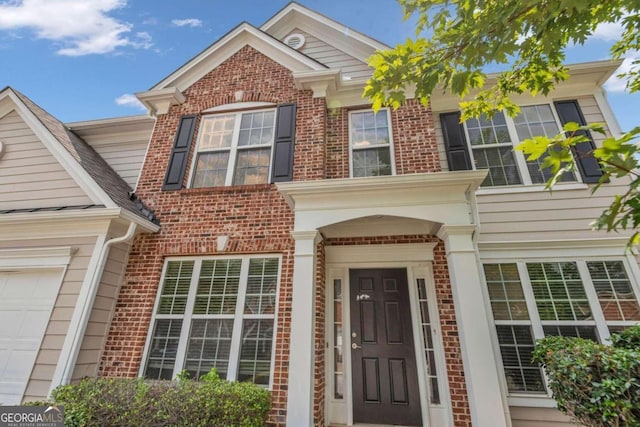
365,0 -> 640,248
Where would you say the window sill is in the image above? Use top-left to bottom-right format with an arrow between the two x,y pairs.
476,182 -> 588,196
180,183 -> 274,196
507,395 -> 556,408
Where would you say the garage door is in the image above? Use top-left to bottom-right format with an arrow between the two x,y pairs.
0,269 -> 62,404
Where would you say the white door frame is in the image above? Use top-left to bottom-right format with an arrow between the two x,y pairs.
324,243 -> 453,427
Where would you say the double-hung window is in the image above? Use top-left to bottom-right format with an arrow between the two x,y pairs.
483,260 -> 640,394
191,109 -> 276,187
349,109 -> 394,177
444,103 -> 578,187
142,256 -> 279,386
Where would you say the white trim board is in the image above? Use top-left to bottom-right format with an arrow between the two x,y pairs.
0,246 -> 76,270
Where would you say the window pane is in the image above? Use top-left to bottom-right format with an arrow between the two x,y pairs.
495,325 -> 545,393
185,319 -> 234,379
192,152 -> 229,188
244,258 -> 279,315
352,147 -> 392,177
199,115 -> 235,149
351,111 -> 390,147
542,325 -> 599,342
334,279 -> 343,399
237,319 -> 274,385
466,112 -> 512,146
474,147 -> 522,186
238,111 -> 275,147
144,319 -> 183,380
527,151 -> 576,184
158,261 -> 194,315
417,278 -> 441,404
484,264 -> 529,320
194,259 -> 242,315
233,148 -> 271,185
587,261 -> 640,321
527,262 -> 591,321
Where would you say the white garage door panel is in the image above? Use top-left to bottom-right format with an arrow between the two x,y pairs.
0,270 -> 62,405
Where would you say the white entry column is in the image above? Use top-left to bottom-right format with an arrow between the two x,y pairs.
286,230 -> 320,427
437,225 -> 510,427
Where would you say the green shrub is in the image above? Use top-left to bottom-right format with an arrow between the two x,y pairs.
26,369 -> 270,427
532,325 -> 640,427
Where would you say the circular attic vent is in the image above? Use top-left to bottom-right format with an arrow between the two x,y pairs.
284,33 -> 306,50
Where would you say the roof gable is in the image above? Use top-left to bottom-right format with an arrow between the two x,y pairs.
0,88 -> 156,224
261,2 -> 389,66
149,22 -> 326,93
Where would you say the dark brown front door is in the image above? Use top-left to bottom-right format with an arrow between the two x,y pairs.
350,268 -> 422,426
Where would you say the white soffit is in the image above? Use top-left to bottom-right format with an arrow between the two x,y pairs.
149,23 -> 326,93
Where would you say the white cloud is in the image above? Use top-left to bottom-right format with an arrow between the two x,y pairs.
0,0 -> 152,56
115,93 -> 145,110
605,55 -> 639,93
591,21 -> 624,42
171,18 -> 203,28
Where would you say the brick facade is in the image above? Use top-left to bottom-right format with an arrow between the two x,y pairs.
101,44 -> 471,426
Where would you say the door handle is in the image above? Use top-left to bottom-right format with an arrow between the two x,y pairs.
351,342 -> 362,350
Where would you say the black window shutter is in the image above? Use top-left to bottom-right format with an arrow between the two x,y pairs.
554,100 -> 604,183
162,115 -> 197,191
271,103 -> 297,182
440,112 -> 472,171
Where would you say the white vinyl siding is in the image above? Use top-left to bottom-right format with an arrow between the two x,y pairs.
295,29 -> 372,80
0,111 -> 92,210
142,256 -> 280,386
470,95 -> 630,243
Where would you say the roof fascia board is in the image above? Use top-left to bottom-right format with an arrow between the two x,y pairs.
1,90 -> 117,208
150,23 -> 325,92
66,115 -> 153,130
429,60 -> 622,111
0,207 -> 159,233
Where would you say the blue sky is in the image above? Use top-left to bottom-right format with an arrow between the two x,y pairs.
0,0 -> 638,132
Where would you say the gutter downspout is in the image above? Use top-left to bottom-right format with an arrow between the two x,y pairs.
58,222 -> 137,385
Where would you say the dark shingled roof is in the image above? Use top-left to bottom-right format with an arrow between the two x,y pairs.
8,88 -> 157,224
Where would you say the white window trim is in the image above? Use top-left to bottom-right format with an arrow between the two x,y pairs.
348,108 -> 396,178
188,108 -> 276,188
139,254 -> 282,389
480,255 -> 640,406
461,102 -> 583,187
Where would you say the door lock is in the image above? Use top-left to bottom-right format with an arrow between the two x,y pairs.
351,342 -> 362,350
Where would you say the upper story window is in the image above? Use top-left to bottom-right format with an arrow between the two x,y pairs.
191,109 -> 276,187
349,109 -> 395,177
441,103 -> 581,187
